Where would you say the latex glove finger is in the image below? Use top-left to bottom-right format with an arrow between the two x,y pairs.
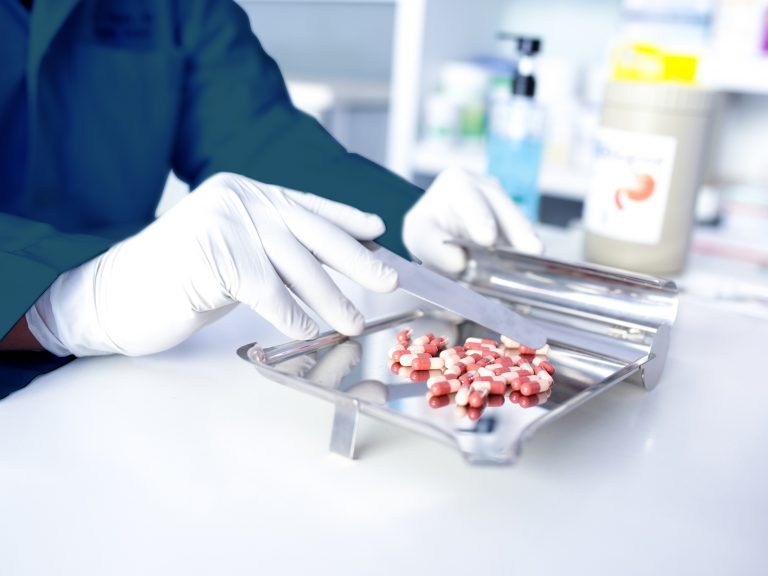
281,204 -> 399,294
225,227 -> 320,340
284,189 -> 386,240
402,210 -> 467,274
256,218 -> 368,336
435,169 -> 498,247
475,175 -> 544,254
305,340 -> 362,388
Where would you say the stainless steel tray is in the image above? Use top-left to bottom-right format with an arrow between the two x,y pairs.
237,245 -> 679,466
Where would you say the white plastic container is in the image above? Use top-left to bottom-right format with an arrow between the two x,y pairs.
583,81 -> 718,274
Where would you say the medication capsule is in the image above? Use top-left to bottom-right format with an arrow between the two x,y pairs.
427,375 -> 447,387
440,346 -> 466,359
520,378 -> 552,396
518,362 -> 534,374
518,390 -> 551,409
412,333 -> 434,346
458,374 -> 474,387
444,366 -> 464,379
486,364 -> 508,376
534,344 -> 551,356
500,335 -> 520,349
396,328 -> 412,344
501,369 -> 531,385
468,387 -> 489,408
388,344 -> 405,358
474,376 -> 505,394
391,348 -> 408,363
463,342 -> 484,351
429,379 -> 461,396
408,344 -> 438,356
465,337 -> 499,347
455,383 -> 472,406
399,352 -> 430,367
428,394 -> 451,409
430,337 -> 447,349
532,358 -> 555,375
472,377 -> 492,392
488,378 -> 507,395
511,375 -> 540,391
487,394 -> 505,408
536,370 -> 554,384
412,357 -> 445,371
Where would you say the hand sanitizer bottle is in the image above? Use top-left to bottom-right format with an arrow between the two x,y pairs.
487,35 -> 545,221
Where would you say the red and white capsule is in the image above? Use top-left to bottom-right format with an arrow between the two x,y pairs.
468,386 -> 489,408
429,378 -> 461,396
440,346 -> 466,359
396,328 -> 412,344
520,377 -> 552,396
399,352 -> 430,367
511,374 -> 542,391
411,357 -> 445,371
500,335 -> 520,349
465,337 -> 498,347
412,333 -> 434,346
455,383 -> 472,406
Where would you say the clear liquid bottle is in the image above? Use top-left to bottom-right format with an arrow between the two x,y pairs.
487,36 -> 545,221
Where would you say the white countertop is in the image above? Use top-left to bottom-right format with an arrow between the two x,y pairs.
1,226 -> 767,576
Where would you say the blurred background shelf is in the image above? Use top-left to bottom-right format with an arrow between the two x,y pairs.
411,142 -> 591,200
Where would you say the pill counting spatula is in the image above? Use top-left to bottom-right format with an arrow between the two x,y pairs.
366,242 -> 547,349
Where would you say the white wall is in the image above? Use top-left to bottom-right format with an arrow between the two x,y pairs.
712,93 -> 768,186
500,0 -> 622,69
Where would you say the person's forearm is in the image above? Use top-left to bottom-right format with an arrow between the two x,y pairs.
0,315 -> 44,352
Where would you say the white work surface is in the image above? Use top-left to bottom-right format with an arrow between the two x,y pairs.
1,226 -> 767,576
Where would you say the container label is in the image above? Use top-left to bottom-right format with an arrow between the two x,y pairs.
584,127 -> 677,245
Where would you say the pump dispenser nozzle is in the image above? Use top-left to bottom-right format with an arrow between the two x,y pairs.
496,33 -> 543,98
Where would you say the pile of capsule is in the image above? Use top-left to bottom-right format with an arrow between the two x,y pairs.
388,328 -> 555,416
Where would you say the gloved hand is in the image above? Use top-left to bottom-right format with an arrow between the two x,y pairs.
403,168 -> 543,274
26,173 -> 398,357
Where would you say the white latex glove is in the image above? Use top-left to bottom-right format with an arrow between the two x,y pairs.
403,168 -> 543,274
26,173 -> 398,357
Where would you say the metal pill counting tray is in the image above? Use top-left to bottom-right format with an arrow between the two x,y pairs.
237,244 -> 679,465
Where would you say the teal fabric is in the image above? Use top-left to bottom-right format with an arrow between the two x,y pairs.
0,0 -> 422,395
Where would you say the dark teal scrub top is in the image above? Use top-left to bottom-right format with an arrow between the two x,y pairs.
0,0 -> 421,395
